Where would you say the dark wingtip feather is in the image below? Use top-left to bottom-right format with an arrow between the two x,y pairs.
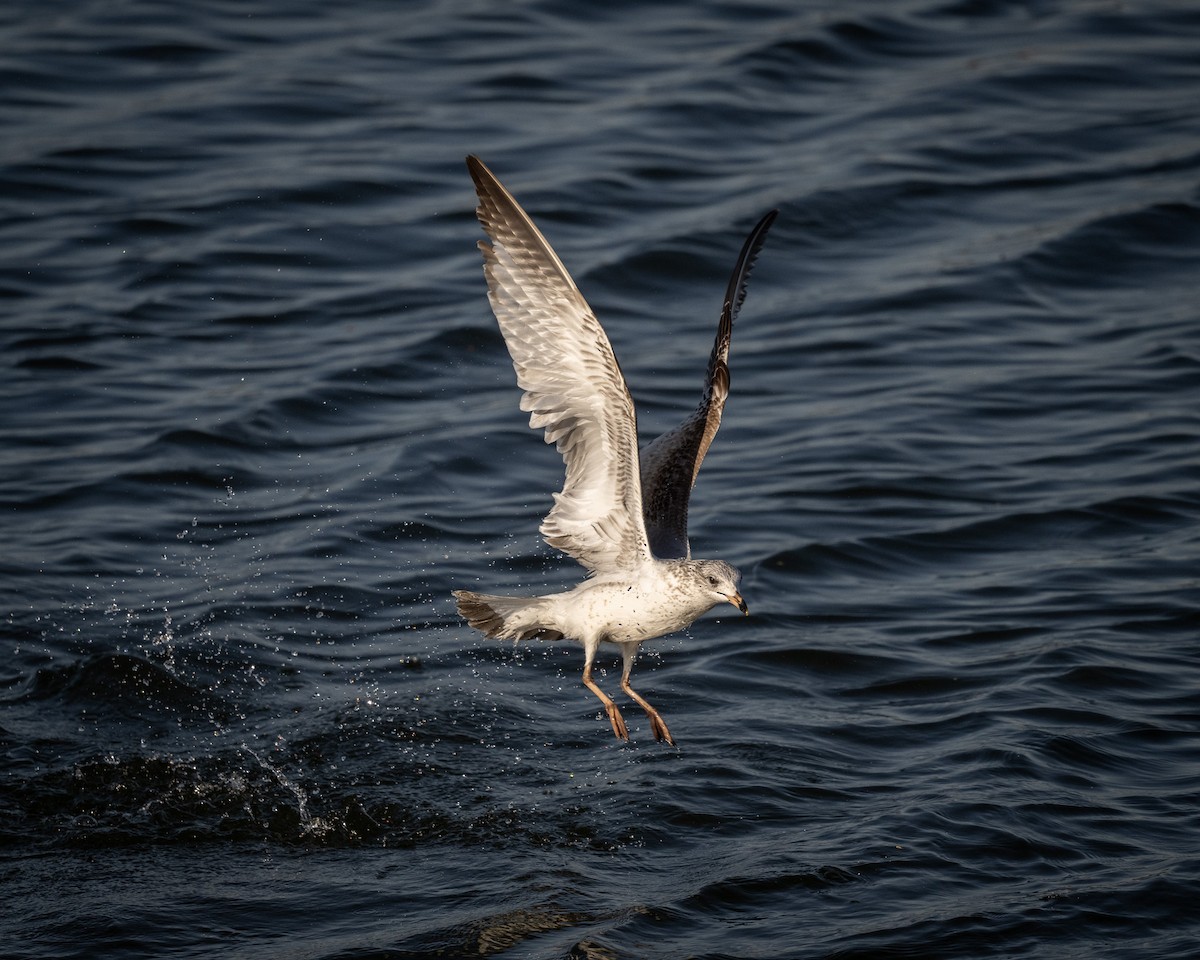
722,209 -> 778,327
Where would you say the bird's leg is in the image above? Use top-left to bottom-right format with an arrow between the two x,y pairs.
582,644 -> 628,741
620,643 -> 675,746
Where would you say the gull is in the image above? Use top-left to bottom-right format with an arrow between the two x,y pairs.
453,155 -> 776,745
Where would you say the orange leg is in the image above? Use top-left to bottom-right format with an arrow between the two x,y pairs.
582,656 -> 628,741
620,643 -> 675,746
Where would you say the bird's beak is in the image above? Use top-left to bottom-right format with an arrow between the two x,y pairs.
729,592 -> 748,616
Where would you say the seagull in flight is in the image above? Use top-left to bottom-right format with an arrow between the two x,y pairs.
454,155 -> 776,745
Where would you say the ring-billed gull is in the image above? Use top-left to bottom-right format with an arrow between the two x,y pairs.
454,155 -> 776,745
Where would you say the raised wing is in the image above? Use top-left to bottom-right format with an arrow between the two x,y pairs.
467,155 -> 651,575
639,210 -> 777,559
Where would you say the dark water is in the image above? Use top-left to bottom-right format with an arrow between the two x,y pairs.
4,0 -> 1200,956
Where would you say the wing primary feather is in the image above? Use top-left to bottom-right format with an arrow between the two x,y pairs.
466,156 -> 652,575
640,209 -> 778,559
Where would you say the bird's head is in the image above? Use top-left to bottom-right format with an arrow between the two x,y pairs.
696,559 -> 748,616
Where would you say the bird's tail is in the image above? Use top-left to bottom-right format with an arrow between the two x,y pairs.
452,590 -> 563,642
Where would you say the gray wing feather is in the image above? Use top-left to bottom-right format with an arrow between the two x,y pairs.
639,209 -> 777,559
467,156 -> 651,574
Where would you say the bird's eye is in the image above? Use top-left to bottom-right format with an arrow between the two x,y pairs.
707,575 -> 718,587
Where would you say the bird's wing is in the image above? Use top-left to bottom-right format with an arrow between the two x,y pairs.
467,156 -> 650,575
639,210 -> 777,559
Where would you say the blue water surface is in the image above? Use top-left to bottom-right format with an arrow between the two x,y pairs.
3,1 -> 1199,957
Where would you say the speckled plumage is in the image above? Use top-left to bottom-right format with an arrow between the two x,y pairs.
453,155 -> 774,745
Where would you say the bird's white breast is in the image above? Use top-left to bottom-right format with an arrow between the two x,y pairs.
543,563 -> 715,645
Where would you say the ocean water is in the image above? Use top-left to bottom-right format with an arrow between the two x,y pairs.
3,0 -> 1199,957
